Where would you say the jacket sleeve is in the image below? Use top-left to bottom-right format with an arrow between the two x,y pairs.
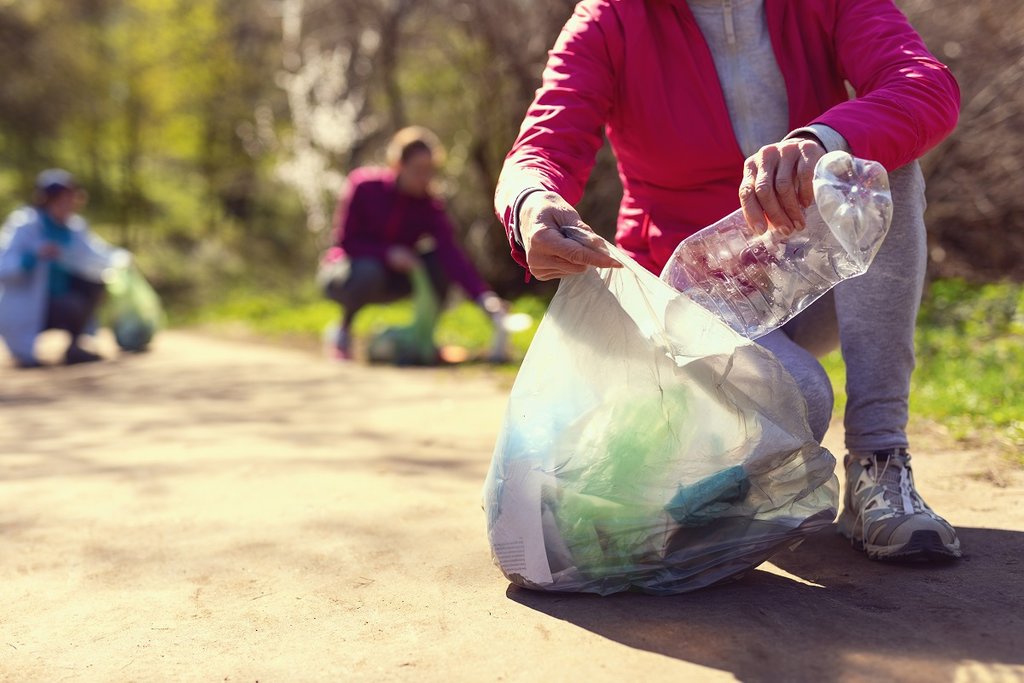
72,216 -> 115,260
430,203 -> 489,300
813,0 -> 960,170
333,171 -> 389,262
494,0 -> 621,267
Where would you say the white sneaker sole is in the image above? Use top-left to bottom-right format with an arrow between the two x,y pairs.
836,511 -> 962,561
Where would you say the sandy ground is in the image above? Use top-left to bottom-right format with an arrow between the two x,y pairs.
1,330 -> 1023,683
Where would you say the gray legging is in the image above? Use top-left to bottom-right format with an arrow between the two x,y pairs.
756,161 -> 928,453
45,275 -> 106,340
324,251 -> 449,332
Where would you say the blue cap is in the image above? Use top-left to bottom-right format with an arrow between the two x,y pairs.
35,169 -> 76,194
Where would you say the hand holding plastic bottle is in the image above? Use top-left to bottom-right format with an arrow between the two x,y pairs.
518,191 -> 620,280
739,137 -> 826,236
661,150 -> 894,339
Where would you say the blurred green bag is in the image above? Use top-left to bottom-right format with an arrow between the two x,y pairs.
103,263 -> 165,352
366,262 -> 440,365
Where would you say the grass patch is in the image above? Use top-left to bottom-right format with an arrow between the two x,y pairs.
183,278 -> 1023,455
912,280 -> 1023,453
821,279 -> 1023,456
179,284 -> 546,362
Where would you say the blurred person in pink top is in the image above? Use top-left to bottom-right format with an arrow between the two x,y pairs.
496,0 -> 962,562
323,127 -> 505,360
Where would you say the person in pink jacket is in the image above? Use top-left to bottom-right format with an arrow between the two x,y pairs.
496,0 -> 961,562
324,127 -> 506,360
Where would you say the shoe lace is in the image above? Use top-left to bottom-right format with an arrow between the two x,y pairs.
873,455 -> 922,515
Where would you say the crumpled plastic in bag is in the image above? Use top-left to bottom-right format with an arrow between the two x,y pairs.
483,238 -> 838,595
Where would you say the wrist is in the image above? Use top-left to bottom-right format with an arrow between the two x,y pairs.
510,188 -> 546,248
786,124 -> 850,155
790,133 -> 825,151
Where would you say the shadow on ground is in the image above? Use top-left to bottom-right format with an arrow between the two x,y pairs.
508,526 -> 1024,682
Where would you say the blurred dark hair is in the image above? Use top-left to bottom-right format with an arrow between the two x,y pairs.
386,126 -> 446,167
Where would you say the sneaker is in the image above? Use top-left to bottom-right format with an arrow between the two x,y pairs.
837,449 -> 961,561
65,345 -> 103,365
328,345 -> 353,362
329,329 -> 354,362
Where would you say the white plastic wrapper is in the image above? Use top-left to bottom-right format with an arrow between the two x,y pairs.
660,151 -> 893,339
483,239 -> 838,595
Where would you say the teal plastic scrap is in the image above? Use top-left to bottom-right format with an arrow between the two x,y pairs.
666,465 -> 750,527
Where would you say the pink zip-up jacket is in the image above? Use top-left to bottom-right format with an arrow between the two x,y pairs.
495,0 -> 960,274
331,167 -> 489,299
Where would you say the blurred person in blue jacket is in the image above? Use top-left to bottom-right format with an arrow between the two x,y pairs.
0,170 -> 116,367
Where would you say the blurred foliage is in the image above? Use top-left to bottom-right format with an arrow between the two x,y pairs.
0,0 -> 1020,299
896,0 -> 1024,281
0,0 -> 296,312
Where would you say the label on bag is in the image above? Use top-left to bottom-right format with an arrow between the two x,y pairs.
489,458 -> 553,586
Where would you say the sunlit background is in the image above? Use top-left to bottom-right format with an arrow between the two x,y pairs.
0,0 -> 1020,449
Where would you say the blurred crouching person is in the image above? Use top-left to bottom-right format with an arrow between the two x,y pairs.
0,170 -> 115,367
320,126 -> 507,360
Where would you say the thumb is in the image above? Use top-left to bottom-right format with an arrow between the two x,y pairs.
560,223 -> 621,268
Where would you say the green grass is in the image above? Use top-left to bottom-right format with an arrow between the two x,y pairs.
911,280 -> 1024,452
821,279 -> 1024,455
179,284 -> 547,362
184,278 -> 1024,454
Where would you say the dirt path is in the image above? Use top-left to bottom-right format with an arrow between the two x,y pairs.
1,331 -> 1022,682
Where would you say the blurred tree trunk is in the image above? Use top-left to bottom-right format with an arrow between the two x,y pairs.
377,0 -> 414,131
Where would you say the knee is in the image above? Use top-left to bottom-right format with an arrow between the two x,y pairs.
885,161 -> 927,236
328,258 -> 386,308
785,321 -> 840,359
756,330 -> 835,441
781,292 -> 839,359
802,361 -> 835,443
887,161 -> 925,202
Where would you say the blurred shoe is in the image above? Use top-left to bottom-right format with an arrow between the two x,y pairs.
64,345 -> 103,365
329,329 -> 353,362
329,346 -> 353,362
837,449 -> 961,561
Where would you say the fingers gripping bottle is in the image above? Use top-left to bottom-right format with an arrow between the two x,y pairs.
660,151 -> 893,339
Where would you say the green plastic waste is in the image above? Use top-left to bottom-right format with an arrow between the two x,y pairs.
666,466 -> 750,527
367,262 -> 440,365
549,386 -> 751,581
102,263 -> 164,352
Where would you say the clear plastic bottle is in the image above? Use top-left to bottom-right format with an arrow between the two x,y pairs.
660,151 -> 894,339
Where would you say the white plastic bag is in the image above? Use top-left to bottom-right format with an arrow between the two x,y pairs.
483,238 -> 838,595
